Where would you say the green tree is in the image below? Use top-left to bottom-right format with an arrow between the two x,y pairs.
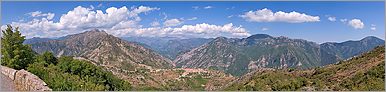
1,25 -> 35,70
37,51 -> 58,65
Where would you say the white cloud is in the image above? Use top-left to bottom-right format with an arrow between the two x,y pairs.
226,6 -> 235,10
130,23 -> 250,38
227,15 -> 234,18
340,19 -> 348,23
167,23 -> 250,38
164,18 -> 183,27
150,21 -> 160,27
261,27 -> 269,31
328,16 -> 336,22
130,6 -> 160,16
3,6 -> 250,39
3,6 -> 159,38
348,19 -> 364,29
204,6 -> 213,9
29,11 -> 55,20
192,6 -> 213,10
187,17 -> 198,20
240,8 -> 320,23
370,24 -> 376,31
29,11 -> 42,17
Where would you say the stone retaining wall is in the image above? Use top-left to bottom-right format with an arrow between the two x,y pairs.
1,66 -> 51,91
1,66 -> 17,80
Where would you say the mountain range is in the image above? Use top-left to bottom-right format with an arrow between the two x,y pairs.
24,30 -> 384,90
174,34 -> 384,76
121,37 -> 212,59
224,45 -> 385,91
26,30 -> 384,77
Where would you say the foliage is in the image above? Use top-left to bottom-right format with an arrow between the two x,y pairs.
339,61 -> 385,90
1,25 -> 35,70
27,55 -> 131,91
225,46 -> 385,91
36,51 -> 57,65
226,71 -> 307,91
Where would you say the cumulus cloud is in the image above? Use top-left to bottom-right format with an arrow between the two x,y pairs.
129,23 -> 250,38
3,5 -> 249,39
130,6 -> 160,16
150,21 -> 160,27
348,19 -> 364,29
240,8 -> 320,23
28,11 -> 55,20
164,18 -> 183,27
370,24 -> 376,31
328,16 -> 336,22
2,6 -> 159,38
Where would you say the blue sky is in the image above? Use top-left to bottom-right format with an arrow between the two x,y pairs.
1,1 -> 384,43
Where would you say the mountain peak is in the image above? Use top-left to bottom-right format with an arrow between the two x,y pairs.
212,36 -> 229,42
361,36 -> 382,42
30,29 -> 174,70
82,29 -> 108,35
60,29 -> 110,40
214,36 -> 227,39
246,34 -> 272,39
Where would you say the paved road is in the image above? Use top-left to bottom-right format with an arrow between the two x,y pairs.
0,73 -> 15,91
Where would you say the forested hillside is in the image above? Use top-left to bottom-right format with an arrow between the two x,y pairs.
224,46 -> 385,91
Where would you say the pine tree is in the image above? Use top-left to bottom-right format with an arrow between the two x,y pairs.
1,25 -> 35,70
37,51 -> 58,65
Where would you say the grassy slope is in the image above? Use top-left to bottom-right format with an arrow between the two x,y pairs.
224,46 -> 385,91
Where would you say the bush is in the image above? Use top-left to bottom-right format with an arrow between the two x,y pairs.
28,56 -> 131,91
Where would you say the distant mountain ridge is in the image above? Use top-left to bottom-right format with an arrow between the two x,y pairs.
23,37 -> 54,44
174,34 -> 322,76
224,45 -> 385,91
121,37 -> 212,59
320,36 -> 385,65
174,34 -> 384,76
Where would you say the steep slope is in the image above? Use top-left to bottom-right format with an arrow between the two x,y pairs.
320,36 -> 385,65
224,46 -> 385,91
175,34 -> 384,76
175,37 -> 249,76
121,37 -> 212,59
30,30 -> 174,73
123,68 -> 235,91
175,34 -> 321,76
